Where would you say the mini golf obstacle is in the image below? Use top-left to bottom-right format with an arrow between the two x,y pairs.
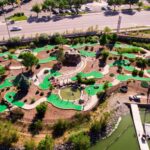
71,71 -> 104,81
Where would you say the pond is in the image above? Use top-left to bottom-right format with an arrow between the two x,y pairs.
90,109 -> 150,150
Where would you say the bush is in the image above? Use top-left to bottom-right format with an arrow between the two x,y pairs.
29,42 -> 36,49
38,33 -> 49,44
141,81 -> 149,88
44,70 -> 49,74
68,132 -> 90,150
110,73 -> 114,77
116,47 -> 140,53
52,120 -> 69,138
0,46 -> 8,52
10,108 -> 24,122
139,70 -> 144,77
50,34 -> 67,45
24,140 -> 36,150
132,69 -> 138,76
36,102 -> 47,119
7,37 -> 21,47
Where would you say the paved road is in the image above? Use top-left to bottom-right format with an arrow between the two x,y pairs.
0,10 -> 150,39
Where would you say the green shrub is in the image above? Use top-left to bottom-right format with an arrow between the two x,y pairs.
116,47 -> 140,53
68,132 -> 90,150
38,33 -> 49,44
110,73 -> 114,77
52,119 -> 69,138
139,70 -> 144,77
7,37 -> 21,47
36,102 -> 47,119
141,81 -> 149,88
132,69 -> 138,76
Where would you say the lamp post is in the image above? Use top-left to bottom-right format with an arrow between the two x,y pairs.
117,15 -> 122,34
3,11 -> 11,39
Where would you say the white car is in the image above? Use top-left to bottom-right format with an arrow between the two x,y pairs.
10,26 -> 22,31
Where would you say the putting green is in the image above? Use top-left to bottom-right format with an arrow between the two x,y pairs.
39,70 -> 61,90
80,50 -> 96,57
4,91 -> 25,107
110,51 -> 136,59
71,71 -> 103,81
114,43 -> 141,50
117,74 -> 150,82
47,94 -> 83,111
39,56 -> 57,64
70,43 -> 97,49
0,76 -> 15,90
33,45 -> 55,53
0,105 -> 7,113
0,52 -> 18,60
109,60 -> 130,67
85,83 -> 113,96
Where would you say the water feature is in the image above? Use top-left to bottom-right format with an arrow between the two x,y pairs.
90,109 -> 150,150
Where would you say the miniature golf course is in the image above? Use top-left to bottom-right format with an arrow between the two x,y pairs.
117,74 -> 150,82
70,43 -> 97,49
71,71 -> 103,81
0,76 -> 15,90
39,56 -> 57,64
85,83 -> 113,96
4,91 -> 25,107
33,45 -> 55,53
47,94 -> 83,110
80,50 -> 96,57
39,70 -> 61,90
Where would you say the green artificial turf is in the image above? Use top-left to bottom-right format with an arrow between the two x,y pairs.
47,94 -> 83,110
71,71 -> 103,81
109,51 -> 136,59
85,83 -> 113,96
80,50 -> 96,57
0,105 -> 7,113
0,76 -> 15,90
39,56 -> 57,64
4,92 -> 25,107
117,74 -> 150,82
33,45 -> 55,53
114,43 -> 141,50
39,70 -> 61,90
70,43 -> 97,49
109,59 -> 130,67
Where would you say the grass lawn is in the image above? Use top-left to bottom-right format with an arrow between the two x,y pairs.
7,15 -> 27,21
60,87 -> 81,100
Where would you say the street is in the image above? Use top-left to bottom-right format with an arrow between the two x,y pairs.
0,10 -> 150,39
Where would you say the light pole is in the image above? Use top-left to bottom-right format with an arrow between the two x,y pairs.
3,11 -> 11,39
117,15 -> 122,34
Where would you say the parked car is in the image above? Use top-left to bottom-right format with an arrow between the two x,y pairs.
70,8 -> 76,13
59,9 -> 65,14
129,94 -> 141,102
65,9 -> 71,13
52,9 -> 59,15
85,6 -> 92,12
9,26 -> 22,31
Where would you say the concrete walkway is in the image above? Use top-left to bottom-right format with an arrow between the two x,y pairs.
131,104 -> 149,150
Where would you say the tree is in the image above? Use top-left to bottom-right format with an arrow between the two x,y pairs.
57,48 -> 65,63
137,1 -> 143,10
52,119 -> 68,137
19,52 -> 39,71
8,0 -> 16,8
13,74 -> 30,91
32,4 -> 41,17
103,81 -> 110,92
0,65 -> 6,78
36,102 -> 47,119
100,34 -> 109,47
0,121 -> 19,147
0,0 -> 7,10
125,0 -> 139,9
68,132 -> 90,150
24,140 -> 37,150
108,0 -> 124,11
37,135 -> 54,150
